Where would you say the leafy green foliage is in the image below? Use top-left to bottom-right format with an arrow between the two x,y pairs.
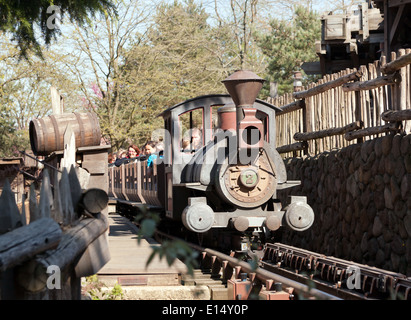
115,0 -> 230,147
0,104 -> 19,156
256,5 -> 321,95
82,275 -> 124,300
0,0 -> 115,59
134,207 -> 161,244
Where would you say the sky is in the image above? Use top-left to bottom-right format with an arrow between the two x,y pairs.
23,0 -> 366,103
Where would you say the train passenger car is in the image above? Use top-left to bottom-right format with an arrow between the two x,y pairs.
108,70 -> 314,250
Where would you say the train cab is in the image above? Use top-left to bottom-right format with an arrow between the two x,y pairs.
158,91 -> 292,231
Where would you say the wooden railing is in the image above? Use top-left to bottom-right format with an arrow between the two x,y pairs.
0,165 -> 109,300
108,159 -> 164,208
270,49 -> 411,157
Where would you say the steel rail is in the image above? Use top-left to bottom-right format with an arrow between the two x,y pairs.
154,230 -> 341,300
263,242 -> 411,300
260,260 -> 370,300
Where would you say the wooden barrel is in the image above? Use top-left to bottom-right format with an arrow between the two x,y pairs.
29,112 -> 101,156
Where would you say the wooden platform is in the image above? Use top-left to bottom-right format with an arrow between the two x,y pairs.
97,214 -> 187,286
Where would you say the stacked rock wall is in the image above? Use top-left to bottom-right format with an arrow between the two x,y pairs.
278,133 -> 411,276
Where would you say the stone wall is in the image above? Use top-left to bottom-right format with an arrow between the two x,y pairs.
278,133 -> 411,276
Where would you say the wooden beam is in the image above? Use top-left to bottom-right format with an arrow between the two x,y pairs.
16,214 -> 109,292
61,124 -> 76,171
277,142 -> 308,154
0,218 -> 62,272
389,5 -> 405,48
39,214 -> 108,270
293,121 -> 363,141
381,51 -> 411,74
279,99 -> 305,114
389,0 -> 411,8
342,72 -> 401,92
0,159 -> 22,165
381,109 -> 411,121
384,0 -> 390,59
81,188 -> 109,214
361,2 -> 369,40
293,70 -> 362,99
50,87 -> 63,115
345,122 -> 400,141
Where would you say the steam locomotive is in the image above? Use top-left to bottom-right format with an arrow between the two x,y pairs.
108,70 -> 314,250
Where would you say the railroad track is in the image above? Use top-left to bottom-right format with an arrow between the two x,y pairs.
261,242 -> 411,300
125,212 -> 411,301
154,230 -> 411,300
153,230 -> 339,300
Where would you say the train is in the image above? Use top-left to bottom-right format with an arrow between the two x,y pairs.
108,70 -> 314,251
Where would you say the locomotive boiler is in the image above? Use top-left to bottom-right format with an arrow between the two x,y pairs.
108,70 -> 314,249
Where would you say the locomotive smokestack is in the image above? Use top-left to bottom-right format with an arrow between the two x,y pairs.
222,70 -> 265,150
222,70 -> 265,108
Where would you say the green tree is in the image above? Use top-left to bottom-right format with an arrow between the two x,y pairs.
256,5 -> 321,95
0,34 -> 82,157
0,104 -> 19,157
0,0 -> 115,59
117,0 -> 229,147
59,0 -> 154,151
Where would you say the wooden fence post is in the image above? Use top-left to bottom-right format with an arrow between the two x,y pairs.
301,99 -> 308,155
50,86 -> 64,115
0,179 -> 23,234
0,179 -> 23,299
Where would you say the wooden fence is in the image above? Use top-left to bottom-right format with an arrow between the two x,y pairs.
270,49 -> 411,157
0,164 -> 109,299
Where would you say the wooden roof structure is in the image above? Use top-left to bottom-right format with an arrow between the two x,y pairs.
303,0 -> 411,76
374,0 -> 411,57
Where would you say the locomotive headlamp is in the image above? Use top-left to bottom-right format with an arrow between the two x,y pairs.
222,70 -> 265,150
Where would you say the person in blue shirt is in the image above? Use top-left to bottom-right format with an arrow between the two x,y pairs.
144,141 -> 158,168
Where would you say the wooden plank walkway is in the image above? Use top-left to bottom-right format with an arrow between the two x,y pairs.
97,213 -> 187,286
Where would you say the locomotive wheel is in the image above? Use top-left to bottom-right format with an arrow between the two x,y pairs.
215,148 -> 277,208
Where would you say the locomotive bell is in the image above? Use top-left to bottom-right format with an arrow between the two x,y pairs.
222,70 -> 265,150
